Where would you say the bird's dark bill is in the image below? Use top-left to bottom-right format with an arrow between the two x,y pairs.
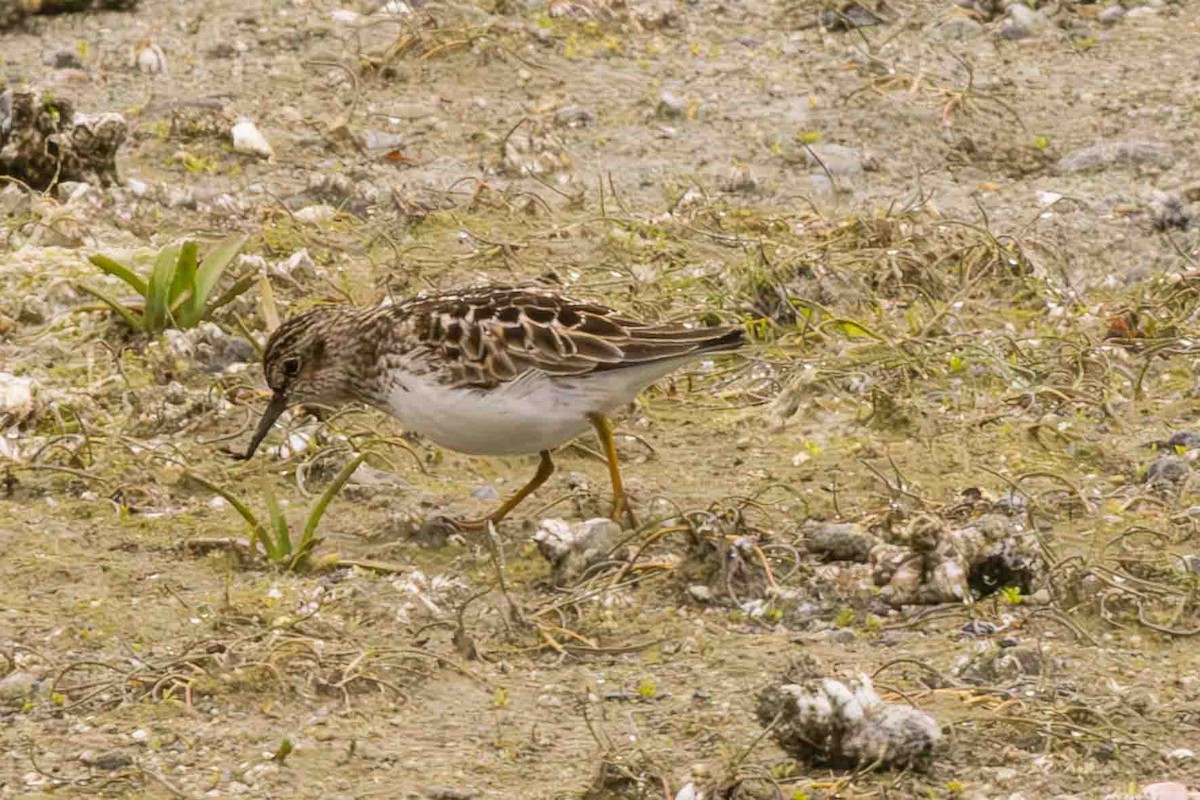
241,393 -> 289,459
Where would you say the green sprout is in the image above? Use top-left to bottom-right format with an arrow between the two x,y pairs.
187,454 -> 366,571
79,233 -> 250,335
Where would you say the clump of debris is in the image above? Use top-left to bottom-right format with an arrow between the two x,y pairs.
756,656 -> 942,771
804,498 -> 1043,609
0,89 -> 127,191
534,517 -> 622,586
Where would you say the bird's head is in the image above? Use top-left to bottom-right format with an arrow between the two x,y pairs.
241,307 -> 359,459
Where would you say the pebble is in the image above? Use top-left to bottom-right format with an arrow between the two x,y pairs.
0,373 -> 36,420
126,178 -> 149,197
231,119 -> 274,159
43,48 -> 84,69
130,729 -> 148,744
1098,5 -> 1125,22
132,40 -> 168,75
554,106 -> 595,128
0,670 -> 39,701
1145,455 -> 1189,485
1002,4 -> 1050,38
804,143 -> 870,176
832,628 -> 857,643
657,91 -> 686,119
933,16 -> 985,40
1140,783 -> 1189,800
294,204 -> 338,224
79,749 -> 133,770
1057,140 -> 1174,173
1165,748 -> 1194,761
1125,5 -> 1158,16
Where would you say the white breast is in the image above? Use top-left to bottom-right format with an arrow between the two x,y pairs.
380,360 -> 688,456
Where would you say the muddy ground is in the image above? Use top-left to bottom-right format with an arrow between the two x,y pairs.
2,0 -> 1200,797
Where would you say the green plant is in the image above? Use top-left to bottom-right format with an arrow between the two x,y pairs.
80,233 -> 250,334
187,454 -> 366,571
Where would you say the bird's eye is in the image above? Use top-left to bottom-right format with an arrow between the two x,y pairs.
282,357 -> 301,378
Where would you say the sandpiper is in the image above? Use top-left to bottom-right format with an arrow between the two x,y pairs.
239,286 -> 745,528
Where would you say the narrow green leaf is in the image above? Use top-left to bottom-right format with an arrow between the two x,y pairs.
169,242 -> 200,327
263,485 -> 292,563
203,273 -> 257,319
87,254 -> 148,297
194,233 -> 247,314
296,454 -> 366,567
144,243 -> 181,334
76,283 -> 146,332
183,472 -> 272,558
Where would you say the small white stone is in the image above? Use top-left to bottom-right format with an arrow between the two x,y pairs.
231,119 -> 274,159
132,40 -> 168,74
294,205 -> 337,225
0,373 -> 36,419
130,729 -> 148,744
675,784 -> 699,800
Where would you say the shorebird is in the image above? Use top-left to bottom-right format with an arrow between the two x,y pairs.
239,286 -> 745,529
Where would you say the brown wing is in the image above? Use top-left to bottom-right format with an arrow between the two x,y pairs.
398,286 -> 744,388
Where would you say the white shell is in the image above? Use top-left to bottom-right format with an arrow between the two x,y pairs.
0,372 -> 35,420
132,41 -> 168,75
231,119 -> 274,159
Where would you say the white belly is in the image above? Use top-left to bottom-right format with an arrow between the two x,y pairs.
381,369 -> 656,456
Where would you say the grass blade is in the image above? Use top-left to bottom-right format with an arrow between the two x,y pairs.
75,283 -> 146,332
184,472 -> 272,558
296,453 -> 367,566
144,243 -> 181,334
169,241 -> 200,327
87,254 -> 148,297
263,485 -> 291,563
194,233 -> 247,314
204,273 -> 257,318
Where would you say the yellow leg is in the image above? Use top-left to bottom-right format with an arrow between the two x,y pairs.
589,413 -> 637,527
457,450 -> 554,531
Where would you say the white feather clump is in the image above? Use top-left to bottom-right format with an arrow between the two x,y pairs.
758,658 -> 942,770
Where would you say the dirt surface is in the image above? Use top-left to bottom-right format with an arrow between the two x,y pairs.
2,0 -> 1200,798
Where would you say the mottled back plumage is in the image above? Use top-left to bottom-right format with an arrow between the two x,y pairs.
396,286 -> 745,388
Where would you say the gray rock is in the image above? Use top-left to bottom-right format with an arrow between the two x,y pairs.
821,3 -> 883,30
1149,191 -> 1188,231
932,16 -> 985,40
43,48 -> 84,69
1098,4 -> 1126,22
1145,455 -> 1189,486
803,143 -> 871,176
657,91 -> 687,119
0,671 -> 40,701
534,518 -> 620,585
79,749 -> 134,771
1057,141 -> 1174,173
1002,4 -> 1050,38
1125,5 -> 1159,17
1140,783 -> 1189,800
804,521 -> 878,562
554,106 -> 595,128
